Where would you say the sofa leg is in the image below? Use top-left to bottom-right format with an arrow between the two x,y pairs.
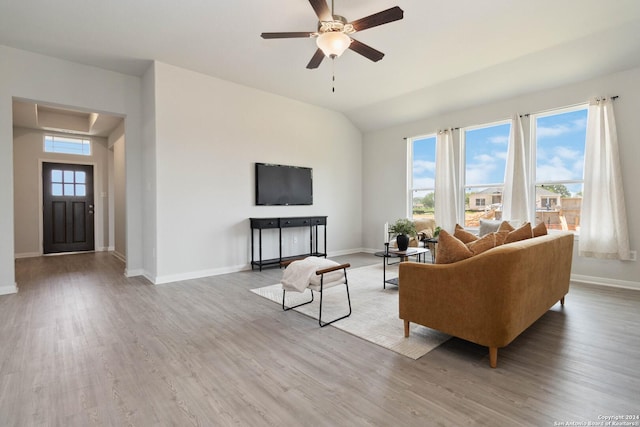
404,320 -> 410,337
560,296 -> 565,306
489,347 -> 498,368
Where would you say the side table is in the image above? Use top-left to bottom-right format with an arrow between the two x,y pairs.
373,246 -> 429,289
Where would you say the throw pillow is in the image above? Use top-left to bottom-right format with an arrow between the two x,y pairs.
435,230 -> 473,264
504,222 -> 533,244
466,233 -> 496,256
479,219 -> 502,237
533,222 -> 548,237
498,221 -> 515,233
454,224 -> 478,244
493,230 -> 510,246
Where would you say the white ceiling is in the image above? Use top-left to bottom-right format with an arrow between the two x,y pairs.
2,0 -> 640,132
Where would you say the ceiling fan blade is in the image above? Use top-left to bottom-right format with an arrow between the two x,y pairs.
349,6 -> 404,32
348,38 -> 385,62
261,32 -> 314,39
309,0 -> 332,22
306,48 -> 325,69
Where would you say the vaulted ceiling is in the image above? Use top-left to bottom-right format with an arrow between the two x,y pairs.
2,0 -> 640,132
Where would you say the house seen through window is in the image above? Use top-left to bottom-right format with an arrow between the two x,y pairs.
410,135 -> 436,220
534,106 -> 588,232
463,121 -> 511,227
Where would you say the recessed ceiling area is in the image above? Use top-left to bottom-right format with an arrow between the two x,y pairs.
1,1 -> 640,131
12,100 -> 123,138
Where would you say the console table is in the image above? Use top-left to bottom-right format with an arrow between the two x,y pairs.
250,216 -> 327,271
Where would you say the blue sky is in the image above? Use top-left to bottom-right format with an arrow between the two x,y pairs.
412,107 -> 588,196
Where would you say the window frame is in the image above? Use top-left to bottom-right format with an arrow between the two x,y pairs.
460,119 -> 512,229
530,104 -> 588,234
408,134 -> 437,220
44,134 -> 92,156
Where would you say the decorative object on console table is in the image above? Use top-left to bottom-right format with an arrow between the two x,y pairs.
249,216 -> 327,271
389,218 -> 416,252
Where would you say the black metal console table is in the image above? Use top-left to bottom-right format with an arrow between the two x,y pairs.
250,216 -> 327,271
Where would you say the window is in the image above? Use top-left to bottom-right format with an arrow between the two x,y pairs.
462,121 -> 511,227
50,169 -> 86,196
533,106 -> 588,232
44,135 -> 91,156
409,135 -> 436,220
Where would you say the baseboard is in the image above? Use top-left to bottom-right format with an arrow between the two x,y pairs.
125,268 -> 146,278
0,283 -> 18,295
571,274 -> 640,291
154,264 -> 251,285
14,252 -> 40,259
327,248 -> 367,257
111,251 -> 126,263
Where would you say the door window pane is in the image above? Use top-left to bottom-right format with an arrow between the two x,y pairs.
75,171 -> 86,184
64,170 -> 74,183
52,170 -> 62,182
75,184 -> 86,196
52,183 -> 63,196
64,184 -> 75,196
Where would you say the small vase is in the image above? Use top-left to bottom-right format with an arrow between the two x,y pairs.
396,234 -> 410,251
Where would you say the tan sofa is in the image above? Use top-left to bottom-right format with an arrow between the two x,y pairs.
399,233 -> 574,368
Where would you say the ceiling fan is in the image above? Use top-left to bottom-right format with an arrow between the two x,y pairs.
261,0 -> 404,69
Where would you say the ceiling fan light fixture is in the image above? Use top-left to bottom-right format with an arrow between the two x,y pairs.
316,31 -> 351,58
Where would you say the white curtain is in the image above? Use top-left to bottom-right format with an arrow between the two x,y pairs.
502,114 -> 530,223
435,129 -> 459,232
579,98 -> 631,260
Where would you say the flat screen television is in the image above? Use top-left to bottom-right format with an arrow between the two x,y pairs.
255,163 -> 313,206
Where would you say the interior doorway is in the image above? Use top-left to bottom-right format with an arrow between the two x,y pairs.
42,162 -> 95,254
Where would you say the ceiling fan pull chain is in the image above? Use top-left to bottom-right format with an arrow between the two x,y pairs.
332,57 -> 336,93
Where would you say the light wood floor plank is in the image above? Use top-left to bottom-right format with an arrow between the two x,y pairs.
1,252 -> 639,426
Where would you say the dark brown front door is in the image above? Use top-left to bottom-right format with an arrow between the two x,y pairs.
42,162 -> 95,254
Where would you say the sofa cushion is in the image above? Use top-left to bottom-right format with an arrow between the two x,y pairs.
498,221 -> 515,232
533,222 -> 548,237
454,224 -> 478,244
504,222 -> 533,244
435,230 -> 473,264
493,230 -> 510,246
467,233 -> 497,255
479,219 -> 502,236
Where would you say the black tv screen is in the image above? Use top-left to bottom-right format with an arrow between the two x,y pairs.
255,163 -> 313,206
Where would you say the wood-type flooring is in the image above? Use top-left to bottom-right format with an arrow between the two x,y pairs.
1,252 -> 639,426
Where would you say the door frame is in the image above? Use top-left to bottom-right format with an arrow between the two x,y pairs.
38,158 -> 100,255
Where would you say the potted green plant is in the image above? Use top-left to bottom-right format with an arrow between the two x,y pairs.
390,218 -> 416,251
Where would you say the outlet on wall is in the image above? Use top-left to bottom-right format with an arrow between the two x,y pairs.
630,250 -> 637,261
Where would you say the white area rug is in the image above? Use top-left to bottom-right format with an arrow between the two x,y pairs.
250,263 -> 450,360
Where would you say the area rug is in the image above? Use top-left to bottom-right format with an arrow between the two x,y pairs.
250,263 -> 450,360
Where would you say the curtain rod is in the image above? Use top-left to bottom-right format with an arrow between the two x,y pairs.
404,96 -> 620,138
520,95 -> 619,118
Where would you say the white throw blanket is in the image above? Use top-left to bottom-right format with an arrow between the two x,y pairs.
281,257 -> 341,292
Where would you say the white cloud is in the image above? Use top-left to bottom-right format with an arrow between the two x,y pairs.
537,118 -> 587,139
413,177 -> 435,189
413,160 -> 436,175
489,135 -> 509,144
554,146 -> 580,159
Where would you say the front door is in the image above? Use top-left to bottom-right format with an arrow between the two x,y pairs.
42,162 -> 95,254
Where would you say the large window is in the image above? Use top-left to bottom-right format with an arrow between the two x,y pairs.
533,106 -> 588,232
410,135 -> 436,220
44,135 -> 91,156
462,121 -> 511,227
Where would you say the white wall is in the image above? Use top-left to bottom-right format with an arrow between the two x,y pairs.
13,127 -> 110,256
363,66 -> 640,288
151,62 -> 363,283
108,121 -> 126,259
0,45 -> 144,294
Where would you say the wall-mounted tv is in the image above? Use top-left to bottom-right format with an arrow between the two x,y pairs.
255,163 -> 313,206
